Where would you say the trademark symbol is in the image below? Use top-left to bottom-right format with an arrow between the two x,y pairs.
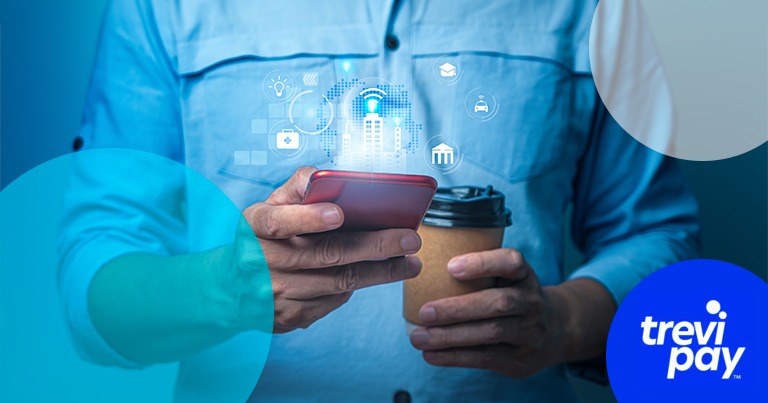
732,374 -> 742,380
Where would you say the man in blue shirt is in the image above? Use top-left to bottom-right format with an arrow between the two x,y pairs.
59,0 -> 699,401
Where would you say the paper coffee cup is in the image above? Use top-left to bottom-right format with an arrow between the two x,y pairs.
403,186 -> 512,330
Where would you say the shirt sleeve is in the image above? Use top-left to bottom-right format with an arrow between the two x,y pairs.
568,102 -> 701,304
58,0 -> 184,368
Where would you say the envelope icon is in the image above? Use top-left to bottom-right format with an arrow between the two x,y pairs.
439,62 -> 457,77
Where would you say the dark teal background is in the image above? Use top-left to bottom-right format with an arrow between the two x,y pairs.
1,0 -> 106,186
1,1 -> 766,402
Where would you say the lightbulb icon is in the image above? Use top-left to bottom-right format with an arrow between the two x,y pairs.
270,75 -> 290,97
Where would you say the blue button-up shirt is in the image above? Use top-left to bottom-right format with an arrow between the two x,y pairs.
59,0 -> 700,401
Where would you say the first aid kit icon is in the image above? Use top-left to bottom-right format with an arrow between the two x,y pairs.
276,129 -> 300,149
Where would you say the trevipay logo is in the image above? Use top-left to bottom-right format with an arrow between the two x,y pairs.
607,260 -> 766,403
640,299 -> 745,379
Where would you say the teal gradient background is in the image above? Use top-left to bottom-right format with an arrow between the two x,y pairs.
1,150 -> 272,402
0,152 -> 179,401
1,1 -> 765,402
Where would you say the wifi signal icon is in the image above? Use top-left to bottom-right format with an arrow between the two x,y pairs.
360,87 -> 387,113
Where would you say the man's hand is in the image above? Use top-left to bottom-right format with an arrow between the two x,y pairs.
409,248 -> 615,378
235,167 -> 423,333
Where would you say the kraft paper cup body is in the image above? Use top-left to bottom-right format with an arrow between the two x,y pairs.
403,225 -> 504,326
403,186 -> 511,333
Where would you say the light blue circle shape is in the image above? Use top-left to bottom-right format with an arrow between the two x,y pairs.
0,149 -> 272,403
607,259 -> 767,402
590,0 -> 767,161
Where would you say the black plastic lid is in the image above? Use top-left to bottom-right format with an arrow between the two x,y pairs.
422,186 -> 512,228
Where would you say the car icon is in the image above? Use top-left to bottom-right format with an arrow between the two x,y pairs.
474,99 -> 489,113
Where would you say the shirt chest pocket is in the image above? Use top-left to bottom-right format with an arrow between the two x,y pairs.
411,23 -> 591,183
176,25 -> 379,204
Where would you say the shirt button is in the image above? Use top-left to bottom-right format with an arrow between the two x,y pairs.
385,34 -> 400,50
72,136 -> 84,151
393,390 -> 411,403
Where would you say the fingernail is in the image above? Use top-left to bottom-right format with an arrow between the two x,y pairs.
321,208 -> 341,225
406,256 -> 423,275
419,306 -> 437,323
400,233 -> 421,253
447,256 -> 466,277
410,329 -> 431,346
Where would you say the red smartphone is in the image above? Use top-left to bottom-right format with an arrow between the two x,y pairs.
302,170 -> 438,231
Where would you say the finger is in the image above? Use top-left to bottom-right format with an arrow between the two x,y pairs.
266,166 -> 318,205
290,228 -> 422,269
274,292 -> 353,333
410,318 -> 518,350
446,248 -> 530,282
418,287 -> 527,326
280,256 -> 422,299
422,344 -> 516,372
245,202 -> 343,239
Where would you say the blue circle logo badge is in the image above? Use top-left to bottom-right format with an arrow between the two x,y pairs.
608,259 -> 766,402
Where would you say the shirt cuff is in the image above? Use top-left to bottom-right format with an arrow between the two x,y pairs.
567,231 -> 694,305
565,232 -> 696,384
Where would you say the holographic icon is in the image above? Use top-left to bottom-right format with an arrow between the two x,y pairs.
263,71 -> 295,102
233,150 -> 251,166
269,75 -> 290,97
233,150 -> 267,166
474,95 -> 489,113
267,120 -> 309,160
433,56 -> 462,84
424,135 -> 462,174
439,62 -> 457,77
288,90 -> 335,135
334,83 -> 409,172
276,129 -> 300,149
465,88 -> 499,121
360,87 -> 387,113
302,72 -> 319,86
359,88 -> 387,166
431,143 -> 455,165
394,117 -> 402,151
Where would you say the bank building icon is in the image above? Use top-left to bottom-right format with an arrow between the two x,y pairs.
431,143 -> 455,165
